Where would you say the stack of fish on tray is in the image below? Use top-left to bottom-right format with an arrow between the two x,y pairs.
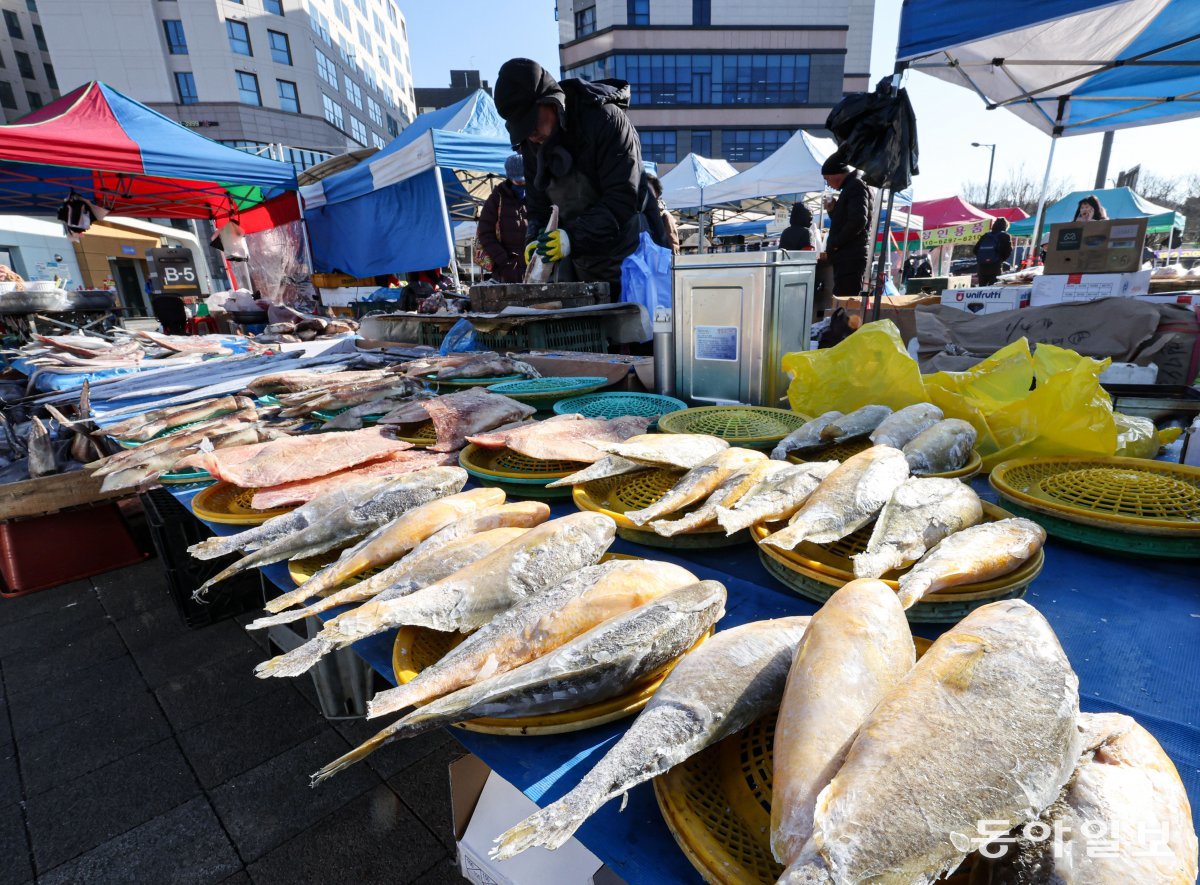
253,366 -> 427,430
773,402 -> 978,475
249,305 -> 358,345
464,413 -> 656,465
487,582 -> 1198,885
395,351 -> 540,382
186,464 -> 731,785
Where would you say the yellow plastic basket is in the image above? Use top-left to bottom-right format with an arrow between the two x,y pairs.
990,455 -> 1200,536
657,406 -> 811,447
458,442 -> 589,482
653,639 -> 960,885
191,482 -> 293,525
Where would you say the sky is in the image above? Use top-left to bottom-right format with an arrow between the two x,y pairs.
403,1 -> 1198,202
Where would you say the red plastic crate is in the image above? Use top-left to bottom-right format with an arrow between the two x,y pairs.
0,503 -> 147,598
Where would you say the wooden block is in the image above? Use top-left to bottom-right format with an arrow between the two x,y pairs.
0,471 -> 129,521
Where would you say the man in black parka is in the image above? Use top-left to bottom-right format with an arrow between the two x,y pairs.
821,152 -> 873,298
494,58 -> 643,294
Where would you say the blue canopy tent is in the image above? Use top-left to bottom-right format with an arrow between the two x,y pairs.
1009,186 -> 1184,238
301,90 -> 511,278
895,0 -> 1200,243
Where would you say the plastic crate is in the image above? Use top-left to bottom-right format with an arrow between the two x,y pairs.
0,503 -> 146,598
140,488 -> 263,629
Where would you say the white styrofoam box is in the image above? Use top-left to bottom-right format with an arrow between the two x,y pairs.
1100,362 -> 1159,384
459,772 -> 603,885
1030,270 -> 1152,307
940,286 -> 1031,315
1184,416 -> 1200,468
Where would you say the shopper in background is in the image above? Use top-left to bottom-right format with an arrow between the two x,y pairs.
779,202 -> 822,251
494,58 -> 643,293
1074,194 -> 1108,221
973,217 -> 1013,285
476,153 -> 530,283
644,173 -> 679,253
820,152 -> 873,298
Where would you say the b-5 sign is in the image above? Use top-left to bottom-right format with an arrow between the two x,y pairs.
148,247 -> 202,296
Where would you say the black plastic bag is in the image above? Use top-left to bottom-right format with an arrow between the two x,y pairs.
826,78 -> 919,191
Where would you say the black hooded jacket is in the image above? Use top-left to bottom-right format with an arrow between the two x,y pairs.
779,203 -> 816,250
825,170 -> 873,273
516,77 -> 643,286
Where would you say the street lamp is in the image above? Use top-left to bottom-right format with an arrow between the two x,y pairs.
971,142 -> 997,208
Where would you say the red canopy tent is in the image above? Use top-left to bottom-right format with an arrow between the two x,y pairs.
987,207 -> 1031,224
911,196 -> 992,229
0,82 -> 298,232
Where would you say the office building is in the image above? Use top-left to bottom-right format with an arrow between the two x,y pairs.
414,69 -> 490,115
26,0 -> 415,172
0,0 -> 59,122
557,0 -> 875,168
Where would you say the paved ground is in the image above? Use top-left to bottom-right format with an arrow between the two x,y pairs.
0,558 -> 467,885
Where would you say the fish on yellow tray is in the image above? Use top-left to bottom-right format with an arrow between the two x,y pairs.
770,578 -> 914,865
367,558 -> 698,718
624,448 -> 767,526
651,459 -> 790,538
265,487 -> 506,612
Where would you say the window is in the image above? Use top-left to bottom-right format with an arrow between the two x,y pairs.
367,96 -> 382,127
349,115 -> 366,145
4,11 -> 22,40
566,53 -> 811,107
627,0 -> 648,25
386,113 -> 399,137
277,78 -> 299,112
574,6 -> 595,37
235,70 -> 261,105
227,20 -> 252,56
268,30 -> 291,64
311,8 -> 331,45
334,1 -> 349,27
25,0 -> 36,11
32,23 -> 46,51
639,130 -> 676,164
174,71 -> 197,104
343,74 -> 361,109
25,90 -> 40,109
386,1 -> 397,25
690,129 -> 711,157
163,19 -> 187,54
315,49 -> 337,88
322,93 -> 344,130
0,81 -> 14,109
264,0 -> 284,14
722,129 -> 793,163
15,51 -> 33,80
692,0 -> 710,25
371,132 -> 386,149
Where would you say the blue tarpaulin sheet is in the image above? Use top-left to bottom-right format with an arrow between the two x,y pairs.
172,475 -> 1200,885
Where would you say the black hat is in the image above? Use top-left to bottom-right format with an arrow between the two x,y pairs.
821,152 -> 850,176
494,58 -> 564,146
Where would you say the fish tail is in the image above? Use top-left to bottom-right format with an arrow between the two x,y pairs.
262,583 -> 321,614
244,607 -> 310,630
192,560 -> 244,600
365,679 -> 437,719
897,573 -> 933,609
187,536 -> 239,560
253,636 -> 336,679
310,724 -> 395,785
491,794 -> 593,861
851,549 -> 897,580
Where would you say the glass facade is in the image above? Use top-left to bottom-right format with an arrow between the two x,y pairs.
221,140 -> 331,173
174,71 -> 197,105
566,53 -> 810,106
690,130 -> 711,157
627,0 -> 648,25
268,30 -> 292,65
693,0 -> 710,25
235,70 -> 261,106
227,20 -> 252,56
722,129 -> 793,163
640,130 -> 676,164
574,6 -> 595,37
277,79 -> 299,112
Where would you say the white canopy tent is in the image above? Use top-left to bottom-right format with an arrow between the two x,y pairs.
659,153 -> 739,210
699,131 -> 838,207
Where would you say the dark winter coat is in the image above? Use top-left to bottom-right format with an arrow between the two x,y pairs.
779,203 -> 816,250
521,78 -> 643,288
477,180 -> 528,283
825,171 -> 873,276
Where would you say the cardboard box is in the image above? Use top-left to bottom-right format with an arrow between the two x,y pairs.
1043,218 -> 1148,274
940,286 -> 1031,315
833,294 -> 940,342
451,755 -> 624,885
521,352 -> 653,392
1030,271 -> 1152,307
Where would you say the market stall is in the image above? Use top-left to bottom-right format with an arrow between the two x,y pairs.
1008,186 -> 1185,240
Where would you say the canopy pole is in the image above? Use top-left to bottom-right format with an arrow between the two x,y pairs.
871,189 -> 896,321
698,189 -> 706,254
862,185 -> 885,322
1030,139 -> 1058,259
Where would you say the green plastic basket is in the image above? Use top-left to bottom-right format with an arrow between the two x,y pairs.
431,373 -> 524,390
457,443 -> 586,499
553,392 -> 687,427
995,498 -> 1200,558
488,376 -> 609,405
419,318 -> 608,353
657,406 -> 811,448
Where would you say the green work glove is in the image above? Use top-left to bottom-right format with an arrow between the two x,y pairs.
536,229 -> 571,263
524,239 -> 539,265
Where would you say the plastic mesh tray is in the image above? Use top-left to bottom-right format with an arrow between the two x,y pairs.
160,466 -> 213,485
431,373 -> 523,389
458,443 -> 587,482
389,421 -> 437,446
654,638 -> 949,885
391,620 -> 711,736
990,455 -> 1200,535
657,406 -> 811,446
572,468 -> 747,548
191,482 -> 294,525
553,392 -> 687,424
487,376 -> 609,403
994,498 -> 1200,559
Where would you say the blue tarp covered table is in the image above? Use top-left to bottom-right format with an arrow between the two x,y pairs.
171,479 -> 1200,885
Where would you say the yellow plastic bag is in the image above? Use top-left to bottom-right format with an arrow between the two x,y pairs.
783,320 -> 925,417
1114,413 -> 1181,459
